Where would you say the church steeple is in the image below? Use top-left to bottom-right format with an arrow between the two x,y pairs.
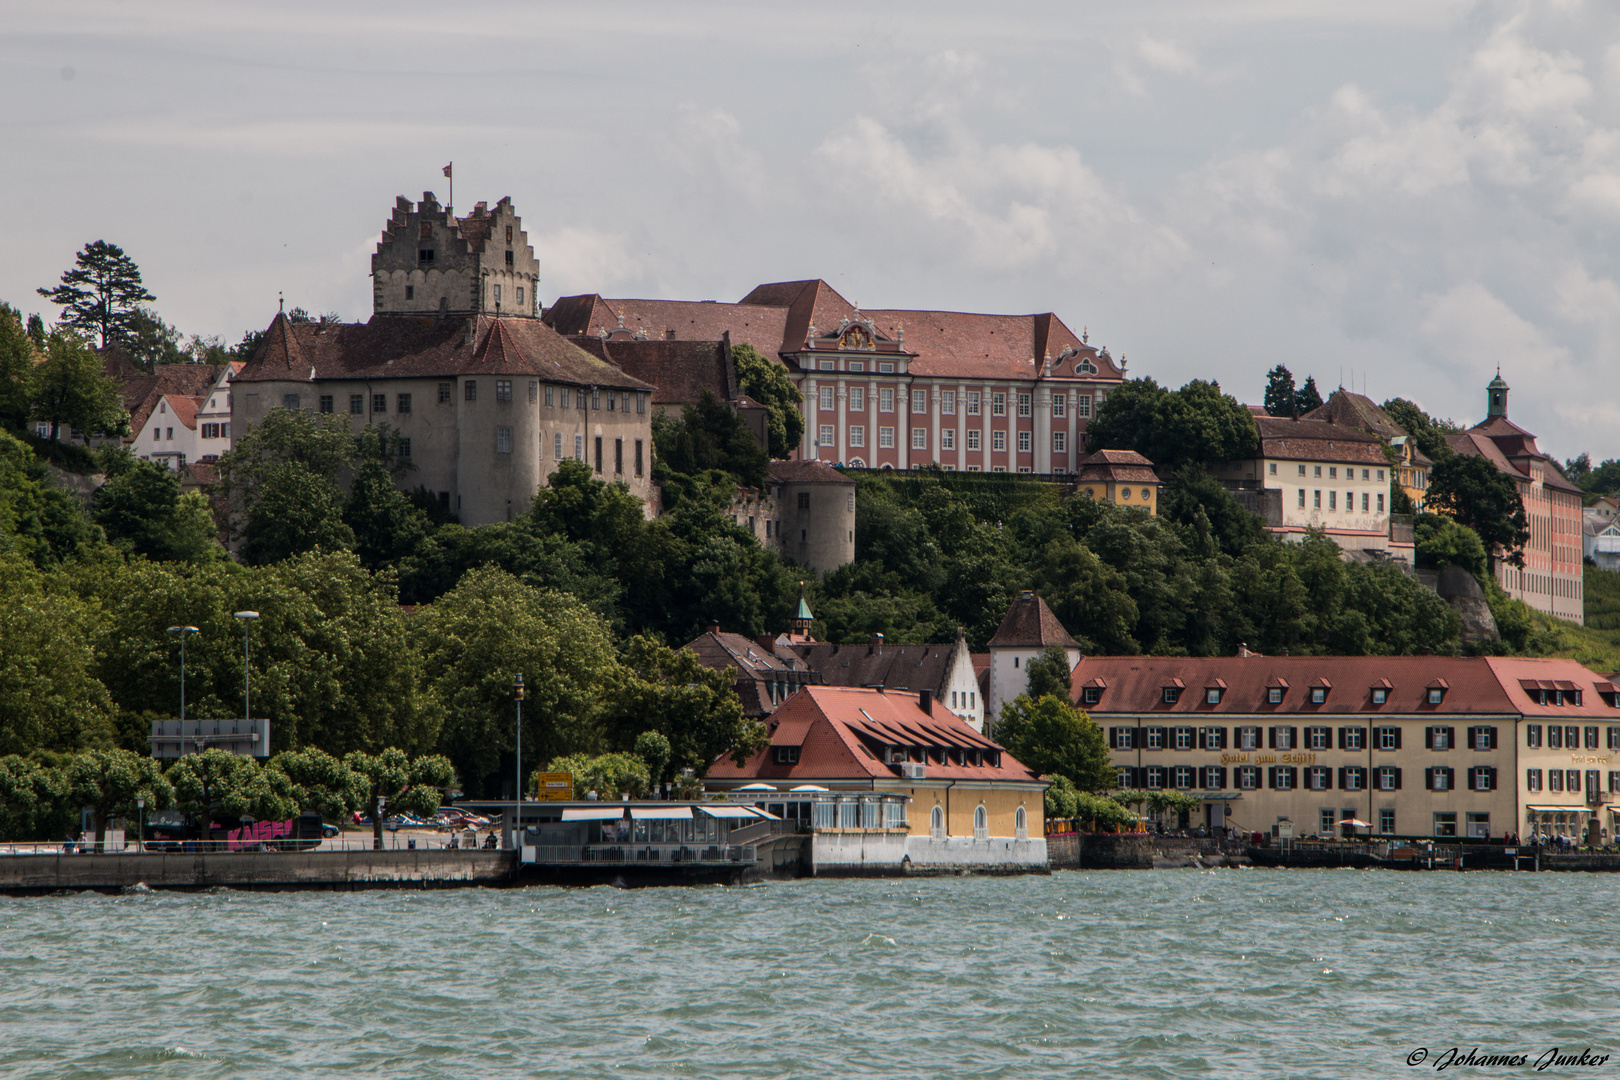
1487,367 -> 1510,419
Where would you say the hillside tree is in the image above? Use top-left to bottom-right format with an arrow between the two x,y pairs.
37,240 -> 156,349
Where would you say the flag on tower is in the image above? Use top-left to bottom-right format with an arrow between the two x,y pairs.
443,163 -> 452,177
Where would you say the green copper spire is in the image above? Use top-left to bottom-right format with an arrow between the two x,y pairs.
1487,366 -> 1509,419
797,596 -> 814,621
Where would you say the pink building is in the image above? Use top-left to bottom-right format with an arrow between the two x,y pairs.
546,279 -> 1126,473
1447,372 -> 1585,624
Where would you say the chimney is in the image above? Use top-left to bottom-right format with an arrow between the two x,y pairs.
755,634 -> 776,654
918,689 -> 933,716
869,632 -> 884,654
707,623 -> 720,635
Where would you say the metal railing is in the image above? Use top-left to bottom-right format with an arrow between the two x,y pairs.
0,836 -> 509,856
524,844 -> 755,866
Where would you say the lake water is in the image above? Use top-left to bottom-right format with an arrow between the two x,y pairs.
3,870 -> 1616,1079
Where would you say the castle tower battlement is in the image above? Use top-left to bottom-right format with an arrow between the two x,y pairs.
371,191 -> 540,319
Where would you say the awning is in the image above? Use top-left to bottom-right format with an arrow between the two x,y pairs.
630,807 -> 692,820
560,807 -> 628,821
698,806 -> 762,819
1525,805 -> 1591,813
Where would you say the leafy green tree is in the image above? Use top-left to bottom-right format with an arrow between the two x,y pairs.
344,748 -> 453,849
92,449 -> 221,562
993,694 -> 1114,791
268,747 -> 365,822
1575,457 -> 1620,499
1156,465 -> 1265,557
66,748 -> 173,837
1263,364 -> 1298,418
0,555 -> 117,754
1428,453 -> 1530,571
30,330 -> 126,443
633,731 -> 672,789
411,566 -> 623,795
396,521 -> 619,615
542,752 -> 649,801
603,636 -> 767,778
217,406 -> 360,549
26,314 -> 47,350
0,755 -> 69,840
730,342 -> 804,458
122,308 -> 187,371
1565,454 -> 1591,486
1085,377 -> 1258,469
1414,513 -> 1488,583
343,457 -> 429,570
0,303 -> 38,431
167,748 -> 299,836
1024,645 -> 1074,700
813,561 -> 954,644
37,240 -> 156,349
1381,398 -> 1459,465
240,461 -> 355,565
1043,774 -> 1080,820
652,390 -> 769,493
1075,791 -> 1138,830
1294,375 -> 1323,415
0,431 -> 105,566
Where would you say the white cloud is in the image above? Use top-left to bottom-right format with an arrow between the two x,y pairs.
530,227 -> 646,299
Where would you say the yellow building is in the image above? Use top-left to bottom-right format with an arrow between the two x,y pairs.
1075,448 -> 1159,513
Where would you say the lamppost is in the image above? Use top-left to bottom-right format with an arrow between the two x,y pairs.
166,626 -> 199,747
234,611 -> 259,728
513,674 -> 525,818
136,797 -> 145,854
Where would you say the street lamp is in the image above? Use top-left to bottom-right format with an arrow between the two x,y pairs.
234,611 -> 259,728
166,626 -> 200,736
136,797 -> 145,854
513,674 -> 525,814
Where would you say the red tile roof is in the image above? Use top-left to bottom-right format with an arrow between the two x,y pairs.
571,337 -> 734,406
705,686 -> 1041,785
766,459 -> 853,485
783,638 -> 962,696
987,592 -> 1080,649
1253,416 -> 1388,465
1076,448 -> 1160,484
1301,390 -> 1410,440
235,313 -> 652,390
1072,655 -> 1620,718
1448,420 -> 1581,494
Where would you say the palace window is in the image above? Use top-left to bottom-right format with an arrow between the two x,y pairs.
1075,394 -> 1091,418
912,389 -> 927,413
849,426 -> 865,448
992,393 -> 1006,416
819,387 -> 834,411
1053,432 -> 1067,453
850,388 -> 865,411
1017,432 -> 1031,453
967,392 -> 981,415
1017,393 -> 1031,417
966,430 -> 981,451
942,429 -> 955,451
912,428 -> 927,450
992,431 -> 1006,452
818,424 -> 834,447
879,427 -> 895,449
880,389 -> 894,413
1052,394 -> 1066,417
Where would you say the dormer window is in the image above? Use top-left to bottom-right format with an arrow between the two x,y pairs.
1371,688 -> 1387,705
1162,687 -> 1181,705
774,746 -> 799,765
1428,688 -> 1444,705
1311,688 -> 1327,705
1082,687 -> 1102,706
1205,688 -> 1223,705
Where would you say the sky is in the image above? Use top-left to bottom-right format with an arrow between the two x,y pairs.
2,0 -> 1617,463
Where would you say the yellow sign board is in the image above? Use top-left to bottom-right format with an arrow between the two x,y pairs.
535,772 -> 574,802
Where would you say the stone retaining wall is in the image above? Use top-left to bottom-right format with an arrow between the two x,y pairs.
0,849 -> 517,895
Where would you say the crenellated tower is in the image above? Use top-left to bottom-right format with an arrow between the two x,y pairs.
371,192 -> 540,318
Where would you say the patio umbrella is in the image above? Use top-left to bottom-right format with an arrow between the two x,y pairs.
1339,817 -> 1372,840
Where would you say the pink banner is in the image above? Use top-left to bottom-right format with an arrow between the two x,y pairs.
225,818 -> 297,850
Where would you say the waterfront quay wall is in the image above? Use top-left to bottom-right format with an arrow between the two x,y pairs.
806,831 -> 1050,876
0,850 -> 517,895
1047,833 -> 1154,870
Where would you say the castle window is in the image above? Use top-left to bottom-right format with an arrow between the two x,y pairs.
496,427 -> 511,454
438,383 -> 452,404
545,385 -> 554,407
350,394 -> 364,415
318,395 -> 333,413
594,436 -> 602,473
496,380 -> 512,402
464,381 -> 477,402
419,249 -> 434,263
372,394 -> 386,414
505,224 -> 513,243
504,251 -> 513,267
516,287 -> 524,307
493,284 -> 502,305
635,439 -> 643,477
405,285 -> 414,300
398,393 -> 411,413
399,437 -> 411,460
281,395 -> 299,411
638,393 -> 647,414
615,437 -> 623,474
574,434 -> 583,460
528,381 -> 538,404
554,433 -> 563,459
592,390 -> 601,410
798,492 -> 811,510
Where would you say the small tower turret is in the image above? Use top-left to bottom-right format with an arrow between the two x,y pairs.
1487,368 -> 1510,419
